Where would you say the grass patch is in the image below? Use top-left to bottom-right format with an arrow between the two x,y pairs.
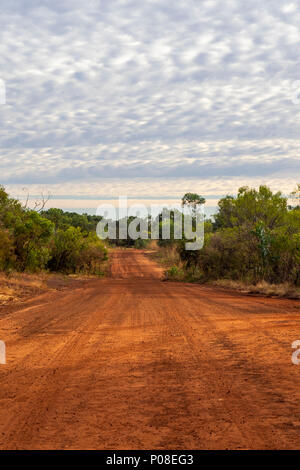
0,272 -> 48,305
211,279 -> 300,299
148,244 -> 190,281
150,245 -> 300,298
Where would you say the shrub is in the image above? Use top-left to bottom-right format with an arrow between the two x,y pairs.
48,227 -> 107,274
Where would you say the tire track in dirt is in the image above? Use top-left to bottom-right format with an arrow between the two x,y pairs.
0,249 -> 299,449
0,284 -> 127,448
166,285 -> 300,448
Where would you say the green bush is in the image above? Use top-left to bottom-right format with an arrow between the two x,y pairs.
0,186 -> 108,274
13,211 -> 54,271
178,186 -> 300,285
47,227 -> 107,274
134,238 -> 150,249
0,228 -> 16,271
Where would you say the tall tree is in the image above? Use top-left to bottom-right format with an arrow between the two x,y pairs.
181,193 -> 206,215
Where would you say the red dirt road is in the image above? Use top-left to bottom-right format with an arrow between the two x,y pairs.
0,249 -> 299,450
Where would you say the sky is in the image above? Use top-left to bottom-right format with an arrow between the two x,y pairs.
0,0 -> 299,214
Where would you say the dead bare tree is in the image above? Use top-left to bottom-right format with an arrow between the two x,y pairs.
33,191 -> 51,212
21,188 -> 51,212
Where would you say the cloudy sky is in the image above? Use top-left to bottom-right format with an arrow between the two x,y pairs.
0,0 -> 299,212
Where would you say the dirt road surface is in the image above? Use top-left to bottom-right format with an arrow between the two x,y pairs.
0,249 -> 299,450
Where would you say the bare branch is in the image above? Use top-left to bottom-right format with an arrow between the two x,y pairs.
32,191 -> 51,212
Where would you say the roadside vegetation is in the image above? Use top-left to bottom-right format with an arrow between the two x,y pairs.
0,271 -> 48,305
157,186 -> 300,297
0,186 -> 108,275
89,184 -> 300,296
1,183 -> 300,298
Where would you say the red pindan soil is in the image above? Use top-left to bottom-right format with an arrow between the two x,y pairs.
0,249 -> 299,449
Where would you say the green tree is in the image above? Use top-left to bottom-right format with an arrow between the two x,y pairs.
181,193 -> 206,215
13,211 -> 54,271
214,186 -> 287,231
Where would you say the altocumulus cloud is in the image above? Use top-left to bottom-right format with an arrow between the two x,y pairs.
0,0 -> 299,198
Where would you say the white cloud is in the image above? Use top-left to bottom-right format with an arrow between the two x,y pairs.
0,0 -> 299,199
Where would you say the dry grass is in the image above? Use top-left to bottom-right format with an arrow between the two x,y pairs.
149,244 -> 181,267
0,262 -> 112,306
0,272 -> 49,305
146,244 -> 187,281
212,279 -> 300,299
145,240 -> 160,250
143,246 -> 300,298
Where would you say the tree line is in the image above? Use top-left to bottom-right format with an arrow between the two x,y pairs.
1,183 -> 300,286
166,186 -> 300,285
108,186 -> 300,286
0,186 -> 107,274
